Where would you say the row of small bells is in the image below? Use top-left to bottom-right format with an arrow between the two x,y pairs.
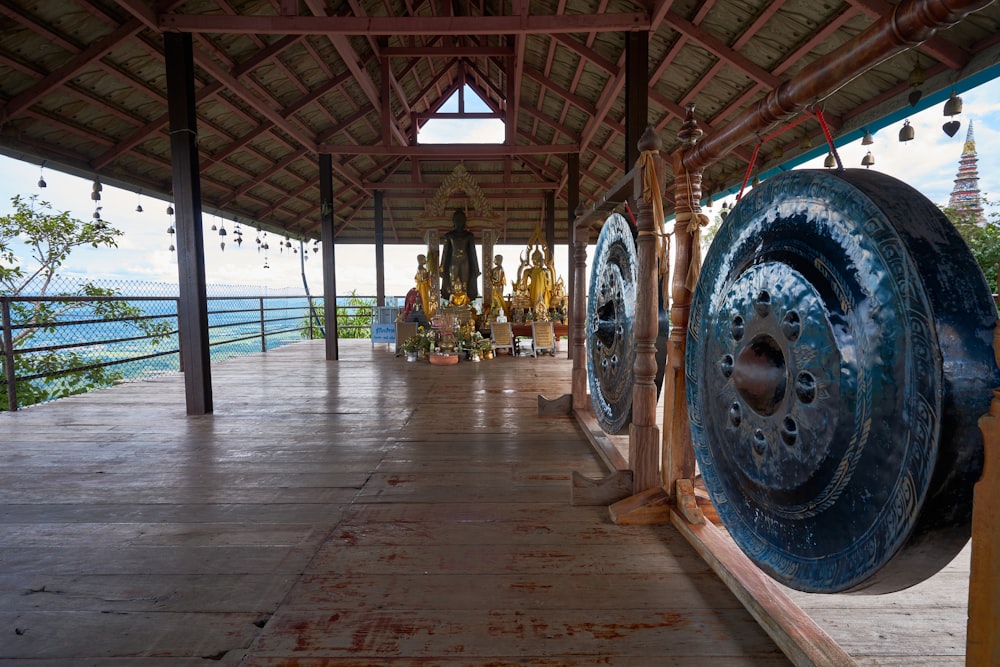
830,89 -> 963,170
34,168 -> 321,270
165,206 -> 319,269
707,87 -> 964,217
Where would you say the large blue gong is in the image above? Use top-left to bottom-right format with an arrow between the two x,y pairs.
588,213 -> 638,435
687,168 -> 999,593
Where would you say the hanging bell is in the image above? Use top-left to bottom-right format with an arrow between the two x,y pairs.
135,203 -> 143,213
943,91 -> 963,117
92,178 -> 102,193
898,120 -> 914,143
824,152 -> 836,169
218,225 -> 227,237
166,205 -> 174,216
861,151 -> 875,167
706,194 -> 714,208
37,176 -> 46,188
862,130 -> 874,145
167,224 -> 175,235
169,244 -> 175,252
91,190 -> 101,201
220,241 -> 226,251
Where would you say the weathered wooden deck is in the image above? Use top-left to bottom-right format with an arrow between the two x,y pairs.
0,340 -> 970,665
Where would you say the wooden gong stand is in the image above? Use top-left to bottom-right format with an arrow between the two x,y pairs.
546,0 -> 1000,663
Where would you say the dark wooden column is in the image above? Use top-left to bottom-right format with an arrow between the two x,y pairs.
624,31 -> 649,169
565,153 -> 579,359
571,222 -> 590,404
374,190 -> 385,307
165,32 -> 212,416
544,191 -> 555,264
319,154 -> 339,361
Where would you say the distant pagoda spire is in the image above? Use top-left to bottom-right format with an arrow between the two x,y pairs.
947,121 -> 985,224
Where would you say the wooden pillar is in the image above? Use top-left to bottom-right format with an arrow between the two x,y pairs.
374,190 -> 385,307
482,227 -> 496,313
165,32 -> 212,416
571,218 -> 590,406
628,127 -> 663,494
662,106 -> 702,494
566,153 -> 579,359
624,31 -> 648,170
319,154 -> 339,361
967,313 -> 1000,663
544,191 -> 555,264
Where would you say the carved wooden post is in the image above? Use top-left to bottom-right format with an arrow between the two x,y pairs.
630,127 -> 665,493
662,105 -> 702,495
571,206 -> 590,406
967,319 -> 1000,665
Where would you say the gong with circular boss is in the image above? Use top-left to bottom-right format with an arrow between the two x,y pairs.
687,168 -> 998,594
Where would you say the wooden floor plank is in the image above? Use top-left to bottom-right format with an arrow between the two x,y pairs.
0,340 -> 973,664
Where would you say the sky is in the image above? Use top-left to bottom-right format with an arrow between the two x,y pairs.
2,77 -> 998,300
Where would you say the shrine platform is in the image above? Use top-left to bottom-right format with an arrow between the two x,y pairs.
0,339 -> 970,664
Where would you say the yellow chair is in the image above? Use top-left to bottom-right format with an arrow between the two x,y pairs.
490,321 -> 515,356
531,320 -> 556,357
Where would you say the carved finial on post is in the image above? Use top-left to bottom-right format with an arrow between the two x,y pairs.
638,124 -> 662,155
678,103 -> 703,149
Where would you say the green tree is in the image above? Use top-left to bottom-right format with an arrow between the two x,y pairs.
943,199 -> 1000,294
299,290 -> 377,340
1,195 -> 170,409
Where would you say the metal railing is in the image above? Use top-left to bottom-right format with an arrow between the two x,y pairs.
0,293 -> 389,411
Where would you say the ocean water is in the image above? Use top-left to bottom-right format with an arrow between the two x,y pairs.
3,293 -> 390,406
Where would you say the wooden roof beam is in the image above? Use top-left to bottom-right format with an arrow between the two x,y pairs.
302,0 -> 409,148
314,143 -> 579,156
384,46 -> 514,56
159,12 -> 652,35
551,34 -> 617,75
191,38 -> 319,152
846,0 -> 970,69
217,149 -> 307,208
664,10 -> 782,89
682,0 -> 994,172
92,33 -> 304,170
507,33 -> 525,145
523,66 -> 599,118
361,180 -> 559,191
0,19 -> 144,120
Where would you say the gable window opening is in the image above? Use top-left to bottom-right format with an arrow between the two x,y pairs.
417,84 -> 505,145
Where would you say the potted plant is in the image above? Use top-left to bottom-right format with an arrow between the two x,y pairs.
401,335 -> 421,361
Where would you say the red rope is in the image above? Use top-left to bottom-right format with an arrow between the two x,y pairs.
811,108 -> 843,170
737,112 -> 837,201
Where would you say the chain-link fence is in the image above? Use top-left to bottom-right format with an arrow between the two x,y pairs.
1,277 -> 391,411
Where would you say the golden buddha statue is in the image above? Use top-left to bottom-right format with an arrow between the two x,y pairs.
527,247 -> 553,314
414,253 -> 436,318
489,254 -> 509,320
